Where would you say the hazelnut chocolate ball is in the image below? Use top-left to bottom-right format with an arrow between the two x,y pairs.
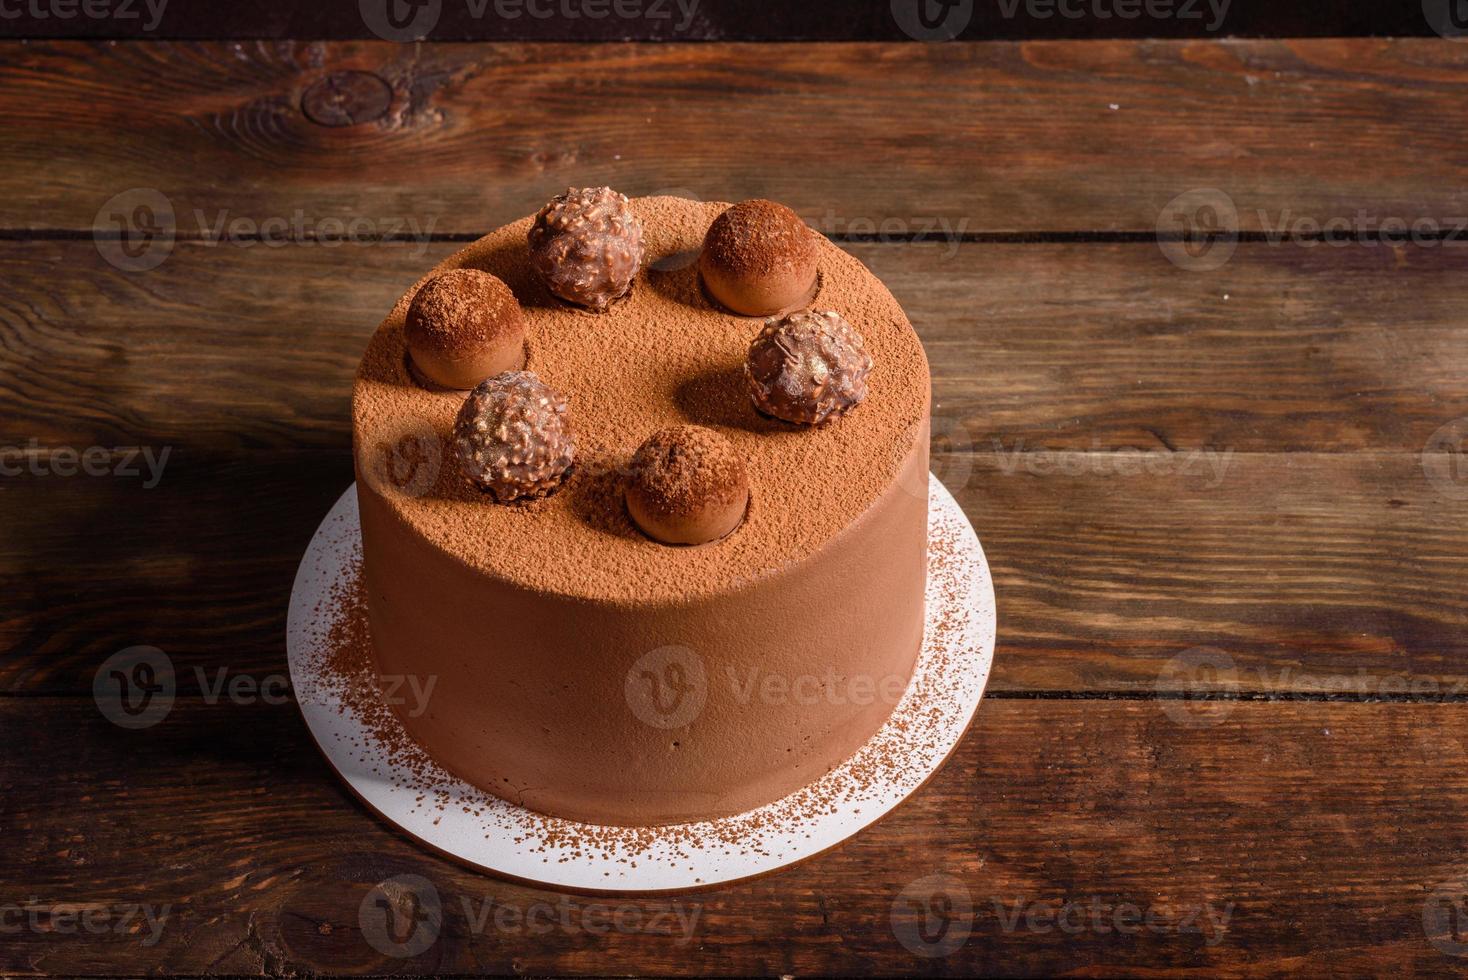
454,371 -> 576,503
405,269 -> 527,390
626,426 -> 750,546
700,200 -> 819,317
528,187 -> 644,311
746,310 -> 873,425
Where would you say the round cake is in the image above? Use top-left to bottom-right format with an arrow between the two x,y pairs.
352,195 -> 931,826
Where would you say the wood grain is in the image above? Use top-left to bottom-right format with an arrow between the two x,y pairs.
4,698 -> 1467,976
4,39 -> 1468,233
1,448 -> 1464,697
3,239 -> 1468,695
7,36 -> 1468,978
6,238 -> 1468,455
0,1 -> 1434,42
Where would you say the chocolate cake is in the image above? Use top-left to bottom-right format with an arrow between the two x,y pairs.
352,193 -> 932,827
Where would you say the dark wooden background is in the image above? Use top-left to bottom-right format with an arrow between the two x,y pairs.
4,16 -> 1468,980
0,0 -> 1456,39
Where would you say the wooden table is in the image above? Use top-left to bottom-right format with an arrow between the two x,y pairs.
5,37 -> 1468,976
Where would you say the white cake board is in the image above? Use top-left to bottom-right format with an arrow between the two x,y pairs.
287,474 -> 995,895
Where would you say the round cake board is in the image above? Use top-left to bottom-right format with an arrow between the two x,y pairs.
287,473 -> 996,895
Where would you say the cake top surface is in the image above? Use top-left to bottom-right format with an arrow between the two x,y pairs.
353,196 -> 930,604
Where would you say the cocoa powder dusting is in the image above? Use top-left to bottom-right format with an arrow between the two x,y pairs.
629,425 -> 746,518
352,197 -> 930,604
406,268 -> 524,356
301,503 -> 981,865
702,199 -> 816,279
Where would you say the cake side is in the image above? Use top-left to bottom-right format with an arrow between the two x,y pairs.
359,432 -> 928,825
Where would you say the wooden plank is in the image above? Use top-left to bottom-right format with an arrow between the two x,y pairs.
3,239 -> 1468,694
0,239 -> 420,453
4,39 -> 1468,233
0,451 -> 347,694
971,449 -> 1468,695
6,238 -> 1468,455
2,449 -> 1465,697
878,238 -> 1468,454
3,698 -> 1466,975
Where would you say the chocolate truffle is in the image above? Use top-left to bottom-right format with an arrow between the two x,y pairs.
405,269 -> 527,390
746,310 -> 873,425
626,426 -> 750,546
454,371 -> 576,503
700,200 -> 819,317
528,187 -> 644,311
